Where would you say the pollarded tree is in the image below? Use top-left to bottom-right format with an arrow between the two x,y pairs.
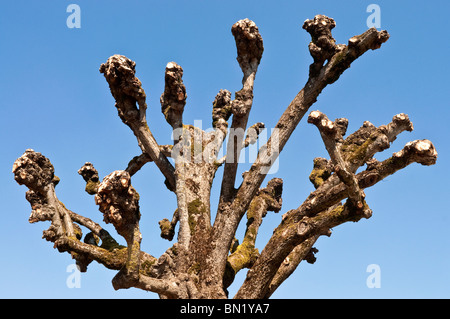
13,15 -> 437,299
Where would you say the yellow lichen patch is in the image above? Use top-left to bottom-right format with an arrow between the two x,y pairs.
187,198 -> 206,235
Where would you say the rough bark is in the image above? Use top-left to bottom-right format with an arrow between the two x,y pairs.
13,15 -> 437,299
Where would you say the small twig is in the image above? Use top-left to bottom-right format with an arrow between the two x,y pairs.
125,145 -> 173,176
159,209 -> 179,241
78,162 -> 99,195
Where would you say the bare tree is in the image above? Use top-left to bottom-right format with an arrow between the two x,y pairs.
13,15 -> 437,299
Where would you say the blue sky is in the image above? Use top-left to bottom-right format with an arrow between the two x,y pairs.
1,0 -> 449,298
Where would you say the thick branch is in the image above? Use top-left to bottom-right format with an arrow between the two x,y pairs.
94,170 -> 143,288
134,274 -> 183,299
308,111 -> 371,218
265,235 -> 320,298
56,233 -> 179,298
100,55 -> 176,191
219,18 -> 264,204
225,178 -> 282,288
55,236 -> 127,270
13,150 -> 74,239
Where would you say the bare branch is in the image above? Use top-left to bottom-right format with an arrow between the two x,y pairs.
219,18 -> 264,204
302,15 -> 342,77
95,170 -> 142,289
232,18 -> 264,77
125,145 -> 173,176
99,55 -> 147,125
244,122 -> 265,147
340,113 -> 414,172
212,89 -> 232,133
55,236 -> 127,270
309,157 -> 333,189
161,62 -> 187,130
225,178 -> 283,288
125,153 -> 152,177
100,55 -> 176,191
308,111 -> 371,218
134,274 -> 183,299
265,235 -> 320,298
159,209 -> 178,241
13,150 -> 75,238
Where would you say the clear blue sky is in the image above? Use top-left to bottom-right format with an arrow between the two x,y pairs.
1,0 -> 449,298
